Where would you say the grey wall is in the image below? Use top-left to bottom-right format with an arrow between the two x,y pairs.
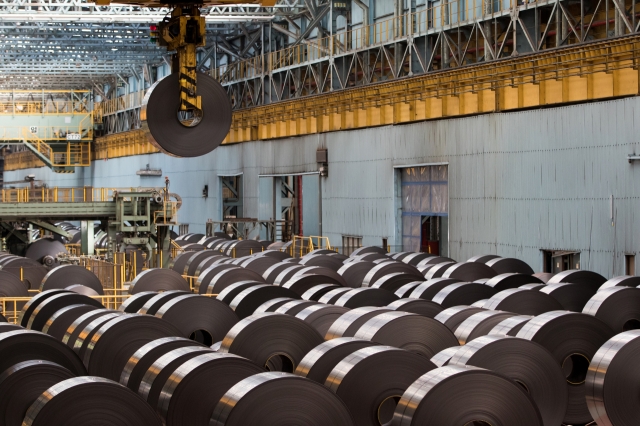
7,96 -> 640,278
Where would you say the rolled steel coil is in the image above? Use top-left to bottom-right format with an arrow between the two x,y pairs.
22,376 -> 163,426
350,246 -> 387,257
585,329 -> 640,426
0,329 -> 86,375
65,284 -> 100,296
369,272 -> 421,293
485,257 -> 535,274
253,297 -> 296,314
432,282 -> 496,308
362,262 -> 422,288
19,289 -> 71,327
183,251 -> 223,276
386,298 -> 444,318
448,335 -> 567,426
415,256 -> 456,269
453,310 -> 518,345
337,261 -> 377,288
547,269 -> 607,287
219,312 -> 324,372
353,311 -> 458,358
282,274 -> 345,296
325,346 -> 436,426
209,372 -> 354,426
471,298 -> 488,307
138,346 -> 213,408
128,269 -> 189,294
485,272 -> 544,291
118,291 -> 157,313
193,256 -> 226,277
272,265 -> 306,286
407,278 -> 461,300
40,264 -> 103,295
0,270 -> 28,297
520,283 -> 546,290
533,272 -> 554,283
393,365 -> 543,426
488,314 -> 533,336
120,336 -> 205,392
393,281 -> 424,298
155,294 -> 239,344
158,352 -> 264,426
274,300 -> 319,316
194,264 -> 239,294
334,287 -> 399,309
215,281 -> 263,304
301,284 -> 340,301
295,338 -> 376,384
401,252 -> 435,266
442,262 -> 498,281
540,282 -> 598,312
325,307 -> 391,340
317,287 -> 352,304
429,346 -> 459,367
298,254 -> 344,271
223,240 -> 264,258
25,238 -> 68,265
71,312 -> 123,363
138,291 -> 191,315
229,285 -> 299,319
0,257 -> 49,289
0,360 -> 75,426
598,274 -> 640,291
82,314 -> 181,381
41,304 -> 100,341
62,309 -> 118,346
481,288 -> 563,315
433,306 -> 486,332
467,254 -> 501,263
169,251 -> 198,273
0,323 -> 22,333
205,269 -> 265,295
294,304 -> 350,336
582,286 -> 640,333
240,256 -> 280,276
26,292 -> 104,331
423,261 -> 456,279
515,310 -> 615,424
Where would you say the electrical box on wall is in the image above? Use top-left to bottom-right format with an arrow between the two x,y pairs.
316,149 -> 328,177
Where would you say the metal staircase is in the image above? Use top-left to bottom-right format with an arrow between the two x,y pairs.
21,129 -> 90,173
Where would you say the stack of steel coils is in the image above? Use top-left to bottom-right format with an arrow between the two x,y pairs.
2,247 -> 639,425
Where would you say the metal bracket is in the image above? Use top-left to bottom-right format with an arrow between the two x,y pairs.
628,154 -> 640,163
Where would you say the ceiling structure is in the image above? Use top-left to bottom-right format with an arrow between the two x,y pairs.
0,0 -> 308,89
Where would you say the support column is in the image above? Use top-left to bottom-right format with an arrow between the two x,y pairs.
80,221 -> 94,255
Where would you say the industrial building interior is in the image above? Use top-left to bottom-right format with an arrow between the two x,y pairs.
0,0 -> 639,424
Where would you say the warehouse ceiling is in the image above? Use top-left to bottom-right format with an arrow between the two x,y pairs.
0,0 -> 307,89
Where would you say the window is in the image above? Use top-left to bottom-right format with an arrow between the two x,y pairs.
342,235 -> 363,257
626,254 -> 636,276
542,250 -> 581,273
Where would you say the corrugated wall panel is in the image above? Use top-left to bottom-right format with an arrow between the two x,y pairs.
7,96 -> 640,278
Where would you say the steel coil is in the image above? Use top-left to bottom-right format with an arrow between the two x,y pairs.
40,264 -> 103,295
71,312 -> 123,363
194,264 -> 238,294
337,261 -> 376,288
585,329 -> 640,426
432,282 -> 496,308
0,360 -> 75,426
138,346 -> 213,407
295,338 -> 376,384
582,286 -> 640,333
429,346 -> 459,367
27,292 -> 104,332
369,272 -> 421,293
65,284 -> 100,296
433,306 -> 486,332
0,270 -> 28,298
240,256 -> 280,276
407,278 -> 461,300
19,289 -> 70,327
454,310 -> 518,345
62,309 -> 117,346
547,269 -> 606,287
25,238 -> 68,266
158,352 -> 264,426
294,304 -> 350,336
362,263 -> 422,288
215,281 -> 263,304
325,307 -> 390,340
401,253 -> 435,266
353,311 -> 458,358
485,257 -> 535,274
386,298 -> 443,318
0,323 -> 22,332
282,274 -> 345,296
393,281 -> 424,298
442,262 -> 498,281
520,283 -> 546,290
206,269 -> 265,295
422,261 -> 456,279
219,312 -> 324,372
129,269 -> 189,294
449,335 -> 567,426
515,310 -> 615,424
317,287 -> 352,304
0,329 -> 86,375
83,314 -> 182,381
210,372 -> 354,426
274,299 -> 318,316
485,272 -> 544,291
137,291 -> 191,315
467,254 -> 501,263
325,346 -> 436,426
141,72 -> 231,157
540,282 -> 598,312
120,336 -> 205,392
393,365 -> 543,426
350,247 -> 387,257
488,315 -> 533,336
598,274 -> 640,291
155,294 -> 239,344
334,288 -> 399,309
229,285 -> 299,319
482,288 -> 563,315
118,291 -> 157,313
0,257 -> 48,289
301,284 -> 340,301
182,251 -> 221,276
298,254 -> 344,271
253,297 -> 296,314
23,376 -> 163,426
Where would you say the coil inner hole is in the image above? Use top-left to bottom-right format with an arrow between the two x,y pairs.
623,318 -> 640,331
377,395 -> 401,425
265,353 -> 294,373
189,329 -> 213,346
464,422 -> 492,426
177,109 -> 203,128
562,353 -> 590,385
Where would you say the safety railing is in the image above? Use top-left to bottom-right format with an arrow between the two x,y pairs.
94,90 -> 145,117
154,201 -> 178,225
79,258 -> 125,291
2,151 -> 45,171
0,187 -> 168,204
0,100 -> 91,115
1,124 -> 93,141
